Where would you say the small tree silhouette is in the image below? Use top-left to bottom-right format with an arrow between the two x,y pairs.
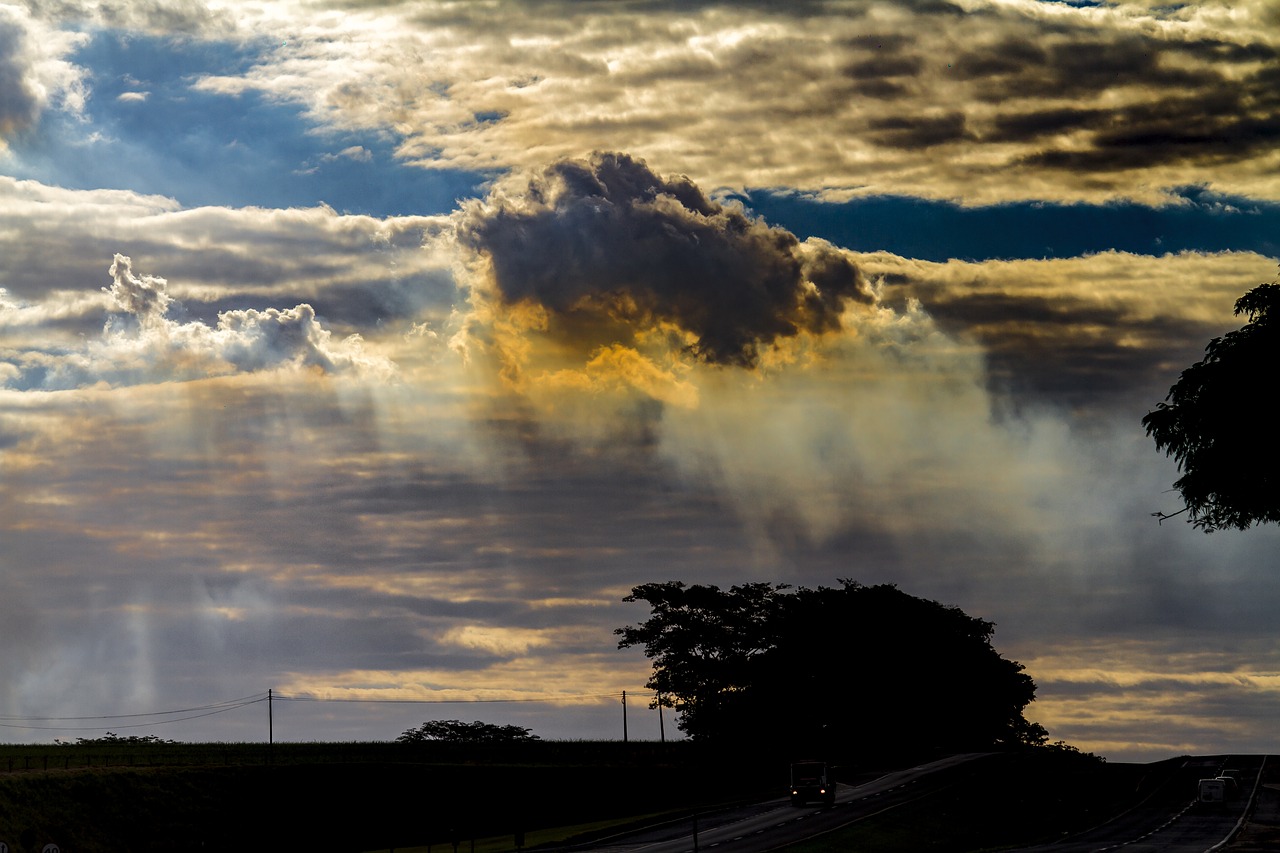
396,719 -> 540,743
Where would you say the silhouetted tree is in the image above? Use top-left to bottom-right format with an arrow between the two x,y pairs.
1144,277 -> 1280,531
397,719 -> 540,744
616,579 -> 1044,755
613,581 -> 791,739
63,732 -> 177,745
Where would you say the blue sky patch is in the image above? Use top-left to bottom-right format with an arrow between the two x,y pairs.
11,31 -> 1278,267
5,30 -> 487,216
733,187 -> 1280,262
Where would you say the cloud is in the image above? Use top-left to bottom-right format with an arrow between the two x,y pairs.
22,0 -> 233,36
454,152 -> 872,374
0,176 -> 455,332
204,302 -> 380,374
105,252 -> 172,323
0,161 -> 1270,763
449,155 -> 1056,547
3,253 -> 393,389
168,0 -> 1280,204
326,145 -> 371,163
858,249 -> 1275,411
0,6 -> 85,145
0,15 -> 42,139
5,0 -> 1280,756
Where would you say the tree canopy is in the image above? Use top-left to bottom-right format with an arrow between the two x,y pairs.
57,732 -> 177,746
396,719 -> 540,744
616,579 -> 1044,757
1143,278 -> 1280,531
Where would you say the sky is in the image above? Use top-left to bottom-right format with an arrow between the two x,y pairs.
1,0 -> 1278,762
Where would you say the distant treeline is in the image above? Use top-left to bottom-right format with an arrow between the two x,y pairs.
0,738 -> 698,773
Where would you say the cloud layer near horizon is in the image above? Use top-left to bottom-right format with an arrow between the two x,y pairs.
2,0 -> 1280,761
2,152 -> 1277,757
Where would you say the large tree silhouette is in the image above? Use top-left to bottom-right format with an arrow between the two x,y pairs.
1144,278 -> 1280,531
616,579 -> 1044,756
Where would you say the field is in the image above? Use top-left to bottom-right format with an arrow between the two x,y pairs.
0,740 -> 776,852
0,742 -> 1144,853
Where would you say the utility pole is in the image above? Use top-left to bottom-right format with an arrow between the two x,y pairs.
657,692 -> 665,743
622,691 -> 628,743
268,688 -> 274,751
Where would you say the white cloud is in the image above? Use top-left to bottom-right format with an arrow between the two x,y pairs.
326,145 -> 371,162
171,0 -> 1280,204
0,5 -> 86,146
0,178 -> 458,390
10,253 -> 397,389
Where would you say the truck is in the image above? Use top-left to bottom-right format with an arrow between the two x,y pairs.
1197,777 -> 1226,805
790,760 -> 836,807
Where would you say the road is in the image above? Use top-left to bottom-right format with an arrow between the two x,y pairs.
1007,754 -> 1266,853
573,753 -> 989,852
568,754 -> 1265,853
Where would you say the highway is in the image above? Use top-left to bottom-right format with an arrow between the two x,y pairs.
570,754 -> 1264,853
574,753 -> 990,852
1007,754 -> 1266,853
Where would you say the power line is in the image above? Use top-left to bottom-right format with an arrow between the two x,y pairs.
275,691 -> 625,705
0,695 -> 268,732
0,689 -> 654,736
0,692 -> 267,723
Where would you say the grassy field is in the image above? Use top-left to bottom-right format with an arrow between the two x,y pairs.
0,742 -> 1151,853
0,740 -> 775,852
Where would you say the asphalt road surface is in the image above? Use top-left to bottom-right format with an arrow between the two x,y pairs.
575,753 -> 989,852
571,754 -> 1265,853
1007,754 -> 1266,853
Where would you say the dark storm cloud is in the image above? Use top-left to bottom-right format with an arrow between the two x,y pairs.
950,26 -> 1280,171
842,50 -> 924,100
869,112 -> 969,150
456,152 -> 872,367
1025,122 -> 1280,174
950,36 -> 1047,82
957,37 -> 1176,101
1024,73 -> 1280,172
954,24 -> 1255,98
844,53 -> 924,80
987,107 -> 1109,144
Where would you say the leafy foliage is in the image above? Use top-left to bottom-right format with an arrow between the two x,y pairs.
396,719 -> 540,744
616,579 -> 1045,755
58,732 -> 177,745
1144,278 -> 1280,531
614,581 -> 791,739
